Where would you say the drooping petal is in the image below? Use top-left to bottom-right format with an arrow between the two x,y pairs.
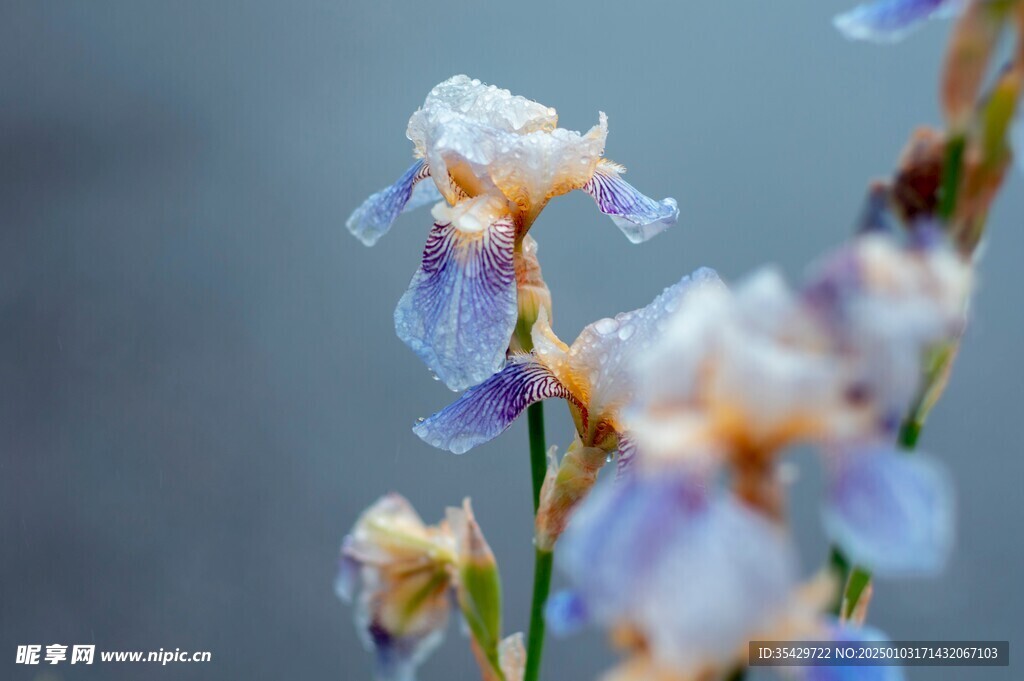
364,623 -> 447,681
823,446 -> 954,577
556,473 -> 798,669
582,160 -> 679,244
834,0 -> 959,43
347,160 -> 435,247
395,205 -> 518,392
800,622 -> 906,681
413,356 -> 573,454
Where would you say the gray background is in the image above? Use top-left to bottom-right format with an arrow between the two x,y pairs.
1,1 -> 1021,680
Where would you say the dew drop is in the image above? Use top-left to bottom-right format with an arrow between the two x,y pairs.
431,373 -> 440,381
416,417 -> 426,424
617,324 -> 635,341
605,453 -> 614,464
593,317 -> 618,335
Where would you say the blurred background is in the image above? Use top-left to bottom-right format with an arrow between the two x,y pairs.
1,1 -> 1021,680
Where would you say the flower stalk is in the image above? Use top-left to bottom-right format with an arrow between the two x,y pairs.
525,402 -> 551,681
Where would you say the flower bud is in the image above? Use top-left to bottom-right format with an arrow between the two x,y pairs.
535,438 -> 608,551
510,235 -> 552,353
952,66 -> 1021,252
448,500 -> 505,677
941,0 -> 1009,130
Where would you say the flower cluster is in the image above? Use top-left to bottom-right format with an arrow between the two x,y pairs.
548,230 -> 971,680
338,3 -> 1022,679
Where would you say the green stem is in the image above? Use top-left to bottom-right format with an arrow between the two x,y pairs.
938,134 -> 966,222
527,402 -> 547,513
525,402 -> 551,681
525,548 -> 553,681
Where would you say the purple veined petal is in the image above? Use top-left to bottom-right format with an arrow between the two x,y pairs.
582,160 -> 679,244
395,217 -> 518,392
614,433 -> 638,481
413,356 -> 573,454
347,160 -> 435,247
834,0 -> 959,43
823,446 -> 954,577
799,622 -> 906,681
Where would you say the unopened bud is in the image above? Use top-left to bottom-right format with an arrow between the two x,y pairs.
448,500 -> 504,677
535,439 -> 608,551
511,235 -> 552,353
941,0 -> 1009,131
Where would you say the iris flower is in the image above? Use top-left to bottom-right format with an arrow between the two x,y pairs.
347,75 -> 679,391
547,233 -> 967,679
834,0 -> 964,42
335,494 -> 456,681
412,268 -> 722,456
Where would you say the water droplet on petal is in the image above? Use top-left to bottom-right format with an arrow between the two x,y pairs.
593,318 -> 618,335
605,453 -> 614,464
416,417 -> 426,424
431,373 -> 440,381
617,325 -> 635,341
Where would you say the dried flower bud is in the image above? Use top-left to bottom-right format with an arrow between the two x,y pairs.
941,0 -> 1009,130
952,65 -> 1021,252
891,127 -> 946,224
475,633 -> 525,681
535,438 -> 608,551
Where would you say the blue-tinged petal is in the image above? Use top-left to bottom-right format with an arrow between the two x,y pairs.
823,446 -> 954,577
545,590 -> 590,637
395,213 -> 518,392
557,473 -> 797,668
347,160 -> 434,246
834,0 -> 958,43
414,356 -> 572,454
366,625 -> 446,681
582,160 -> 678,244
799,622 -> 906,681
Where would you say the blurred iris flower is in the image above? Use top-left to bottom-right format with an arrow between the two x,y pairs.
347,75 -> 679,391
547,232 -> 969,679
834,0 -> 964,42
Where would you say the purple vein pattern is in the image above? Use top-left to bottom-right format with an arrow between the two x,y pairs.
395,218 -> 518,392
347,159 -> 435,246
413,356 -> 572,454
583,161 -> 679,244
